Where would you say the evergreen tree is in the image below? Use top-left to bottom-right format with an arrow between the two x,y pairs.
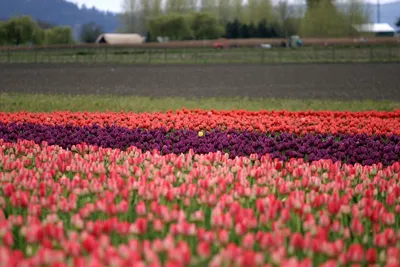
239,23 -> 250,38
145,31 -> 152,42
256,19 -> 268,38
230,19 -> 241,38
248,23 -> 258,37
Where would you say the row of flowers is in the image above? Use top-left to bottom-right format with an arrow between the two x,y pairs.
1,123 -> 399,166
1,110 -> 399,135
0,140 -> 399,267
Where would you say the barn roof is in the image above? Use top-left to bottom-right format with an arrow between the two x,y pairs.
95,33 -> 145,45
353,23 -> 395,33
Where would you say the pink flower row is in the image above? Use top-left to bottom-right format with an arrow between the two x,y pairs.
0,139 -> 399,266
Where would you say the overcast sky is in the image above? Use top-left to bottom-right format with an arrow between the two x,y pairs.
66,0 -> 398,13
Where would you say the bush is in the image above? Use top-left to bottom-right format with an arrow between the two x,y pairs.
147,13 -> 193,41
1,16 -> 38,45
189,12 -> 224,40
44,26 -> 75,45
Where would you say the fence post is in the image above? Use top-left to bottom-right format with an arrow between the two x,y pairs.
148,49 -> 152,63
89,47 -> 93,64
60,47 -> 64,64
261,49 -> 265,63
278,48 -> 282,62
314,46 -> 318,61
369,46 -> 374,62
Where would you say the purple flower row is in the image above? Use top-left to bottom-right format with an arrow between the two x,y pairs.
1,123 -> 399,166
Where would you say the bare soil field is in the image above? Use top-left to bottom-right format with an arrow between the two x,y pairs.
0,63 -> 399,101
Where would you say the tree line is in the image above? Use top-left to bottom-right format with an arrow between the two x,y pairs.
0,16 -> 74,46
121,0 -> 371,41
0,0 -> 375,46
144,12 -> 297,41
0,16 -> 106,46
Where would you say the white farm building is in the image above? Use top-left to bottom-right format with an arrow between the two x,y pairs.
95,33 -> 146,45
352,23 -> 396,37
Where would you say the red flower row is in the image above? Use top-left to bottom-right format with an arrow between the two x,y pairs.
1,109 -> 399,135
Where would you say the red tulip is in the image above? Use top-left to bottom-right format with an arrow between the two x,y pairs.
327,201 -> 340,215
366,248 -> 377,264
290,233 -> 304,250
386,193 -> 396,206
73,257 -> 87,267
82,234 -> 97,253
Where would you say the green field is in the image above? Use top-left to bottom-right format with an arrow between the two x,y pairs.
1,45 -> 400,64
1,93 -> 399,112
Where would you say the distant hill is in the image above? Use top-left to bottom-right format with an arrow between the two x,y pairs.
0,0 -> 120,40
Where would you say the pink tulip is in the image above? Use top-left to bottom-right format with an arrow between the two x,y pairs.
347,244 -> 364,263
218,229 -> 229,245
374,233 -> 388,248
136,201 -> 147,217
351,218 -> 364,236
242,233 -> 255,249
395,205 -> 400,214
2,231 -> 13,247
197,241 -> 211,259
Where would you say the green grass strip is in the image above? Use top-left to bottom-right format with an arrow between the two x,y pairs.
1,93 -> 399,113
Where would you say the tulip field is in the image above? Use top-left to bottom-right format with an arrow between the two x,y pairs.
0,109 -> 400,267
